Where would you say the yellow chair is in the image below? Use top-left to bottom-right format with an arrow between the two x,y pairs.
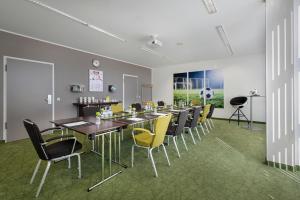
191,99 -> 201,106
198,104 -> 211,135
111,103 -> 123,113
131,114 -> 172,177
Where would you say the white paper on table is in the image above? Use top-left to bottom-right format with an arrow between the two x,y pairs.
170,109 -> 182,112
127,118 -> 144,121
63,121 -> 89,127
151,113 -> 167,116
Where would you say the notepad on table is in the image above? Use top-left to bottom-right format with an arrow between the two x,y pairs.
126,118 -> 144,121
63,121 -> 89,127
151,113 -> 167,116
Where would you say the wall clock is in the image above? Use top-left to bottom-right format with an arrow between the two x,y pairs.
92,59 -> 100,68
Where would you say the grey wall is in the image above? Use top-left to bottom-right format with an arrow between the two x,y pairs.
0,31 -> 152,140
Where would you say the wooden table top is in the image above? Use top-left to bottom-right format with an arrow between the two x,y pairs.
51,111 -> 180,136
51,117 -> 126,136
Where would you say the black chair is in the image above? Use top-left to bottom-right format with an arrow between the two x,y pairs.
228,96 -> 249,125
184,107 -> 202,144
206,104 -> 215,129
157,101 -> 165,107
131,103 -> 142,112
23,119 -> 82,197
82,106 -> 100,117
166,110 -> 189,157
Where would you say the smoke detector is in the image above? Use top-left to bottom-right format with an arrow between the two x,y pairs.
147,35 -> 163,47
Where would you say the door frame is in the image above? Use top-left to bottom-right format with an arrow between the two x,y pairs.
3,56 -> 55,142
123,74 -> 139,110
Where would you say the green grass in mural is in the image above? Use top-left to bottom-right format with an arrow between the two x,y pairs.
173,89 -> 224,108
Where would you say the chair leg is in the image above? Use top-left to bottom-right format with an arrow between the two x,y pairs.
207,120 -> 213,130
173,136 -> 181,158
68,157 -> 71,169
76,154 -> 81,179
30,159 -> 41,184
194,127 -> 201,141
181,134 -> 188,151
200,124 -> 206,135
36,161 -> 51,198
210,119 -> 215,128
162,144 -> 171,166
204,122 -> 210,133
131,145 -> 135,167
188,128 -> 196,144
121,129 -> 124,141
149,148 -> 158,177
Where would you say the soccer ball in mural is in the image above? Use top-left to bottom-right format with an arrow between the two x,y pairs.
200,88 -> 214,99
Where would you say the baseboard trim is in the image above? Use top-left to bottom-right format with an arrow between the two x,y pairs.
212,117 -> 266,124
266,160 -> 300,172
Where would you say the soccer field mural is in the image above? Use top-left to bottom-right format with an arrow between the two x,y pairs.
173,73 -> 188,106
188,71 -> 204,106
173,69 -> 224,108
205,69 -> 224,108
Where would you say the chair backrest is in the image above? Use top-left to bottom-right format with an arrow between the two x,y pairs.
157,101 -> 165,107
207,104 -> 215,118
190,107 -> 202,128
111,103 -> 123,113
82,106 -> 99,117
151,114 -> 172,148
23,119 -> 49,160
199,104 -> 211,123
230,96 -> 248,106
131,103 -> 142,112
191,99 -> 201,106
174,110 -> 189,136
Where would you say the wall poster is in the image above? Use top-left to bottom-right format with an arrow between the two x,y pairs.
89,69 -> 103,92
173,69 -> 224,108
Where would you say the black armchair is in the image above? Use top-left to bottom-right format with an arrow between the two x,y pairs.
131,103 -> 142,112
184,107 -> 202,144
166,110 -> 189,157
23,119 -> 82,197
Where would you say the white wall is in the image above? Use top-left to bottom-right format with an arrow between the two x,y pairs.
152,54 -> 266,122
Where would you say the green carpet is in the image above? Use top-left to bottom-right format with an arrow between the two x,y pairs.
0,120 -> 300,200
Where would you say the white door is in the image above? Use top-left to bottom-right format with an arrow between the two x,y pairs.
123,74 -> 140,110
5,57 -> 54,142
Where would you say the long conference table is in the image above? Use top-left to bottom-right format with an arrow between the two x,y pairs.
51,109 -> 186,191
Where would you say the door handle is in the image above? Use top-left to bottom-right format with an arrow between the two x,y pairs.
45,95 -> 52,105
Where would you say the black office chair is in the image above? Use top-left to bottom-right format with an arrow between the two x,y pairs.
23,119 -> 82,197
166,110 -> 189,157
131,103 -> 142,112
228,96 -> 249,126
184,107 -> 202,144
82,106 -> 99,117
157,101 -> 165,107
206,104 -> 215,129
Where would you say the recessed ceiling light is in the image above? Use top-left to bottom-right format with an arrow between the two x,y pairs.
202,0 -> 217,14
24,0 -> 126,42
216,25 -> 234,56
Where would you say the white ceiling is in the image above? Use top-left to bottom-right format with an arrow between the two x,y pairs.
0,0 -> 266,68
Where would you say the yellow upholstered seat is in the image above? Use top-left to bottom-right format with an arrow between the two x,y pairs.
198,104 -> 211,134
111,103 -> 123,113
133,128 -> 154,147
131,114 -> 172,177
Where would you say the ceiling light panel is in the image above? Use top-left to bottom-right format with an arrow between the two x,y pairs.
24,0 -> 126,42
202,0 -> 217,14
216,25 -> 234,56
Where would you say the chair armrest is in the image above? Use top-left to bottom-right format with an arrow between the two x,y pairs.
45,135 -> 75,143
132,128 -> 154,135
40,127 -> 63,134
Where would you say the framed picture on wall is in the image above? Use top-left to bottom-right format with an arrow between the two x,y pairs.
89,69 -> 103,92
